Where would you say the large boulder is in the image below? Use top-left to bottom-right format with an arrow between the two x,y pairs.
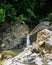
32,29 -> 52,53
0,22 -> 29,49
2,46 -> 44,65
36,29 -> 52,42
2,45 -> 52,65
30,21 -> 52,42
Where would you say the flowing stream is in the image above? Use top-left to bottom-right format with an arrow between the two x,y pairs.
26,34 -> 31,47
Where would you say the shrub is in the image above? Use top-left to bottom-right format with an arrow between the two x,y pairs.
0,8 -> 5,22
43,13 -> 52,21
0,0 -> 52,28
0,3 -> 17,23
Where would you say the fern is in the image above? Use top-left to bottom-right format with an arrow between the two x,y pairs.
26,8 -> 36,18
0,8 -> 5,22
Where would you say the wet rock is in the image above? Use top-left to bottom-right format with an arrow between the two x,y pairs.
2,45 -> 52,65
3,58 -> 12,65
2,29 -> 52,65
0,23 -> 29,49
45,54 -> 52,60
36,29 -> 52,42
2,46 -> 39,65
30,21 -> 52,42
36,29 -> 52,53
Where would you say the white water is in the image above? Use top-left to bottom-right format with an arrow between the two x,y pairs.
26,34 -> 31,47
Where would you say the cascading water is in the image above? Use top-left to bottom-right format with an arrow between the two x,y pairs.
26,34 -> 31,47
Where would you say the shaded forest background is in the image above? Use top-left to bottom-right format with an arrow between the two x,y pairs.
0,0 -> 52,30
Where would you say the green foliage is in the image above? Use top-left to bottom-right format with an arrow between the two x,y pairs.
0,3 -> 17,23
39,0 -> 46,6
17,14 -> 28,22
0,0 -> 52,27
5,4 -> 17,22
26,8 -> 36,18
0,8 -> 5,22
44,13 -> 52,21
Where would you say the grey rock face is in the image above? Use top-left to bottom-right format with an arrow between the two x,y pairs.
30,21 -> 52,42
0,23 -> 29,49
30,21 -> 52,35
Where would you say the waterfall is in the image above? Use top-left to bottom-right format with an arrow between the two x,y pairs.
26,34 -> 31,47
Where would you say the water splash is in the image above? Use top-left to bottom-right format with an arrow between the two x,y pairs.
26,34 -> 31,47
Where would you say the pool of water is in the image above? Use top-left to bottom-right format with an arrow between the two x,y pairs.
0,49 -> 23,65
8,49 -> 23,56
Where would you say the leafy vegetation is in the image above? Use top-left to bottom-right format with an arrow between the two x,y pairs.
0,8 -> 5,22
44,13 -> 52,21
0,0 -> 52,28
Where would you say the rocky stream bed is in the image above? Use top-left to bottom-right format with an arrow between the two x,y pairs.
0,29 -> 52,65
